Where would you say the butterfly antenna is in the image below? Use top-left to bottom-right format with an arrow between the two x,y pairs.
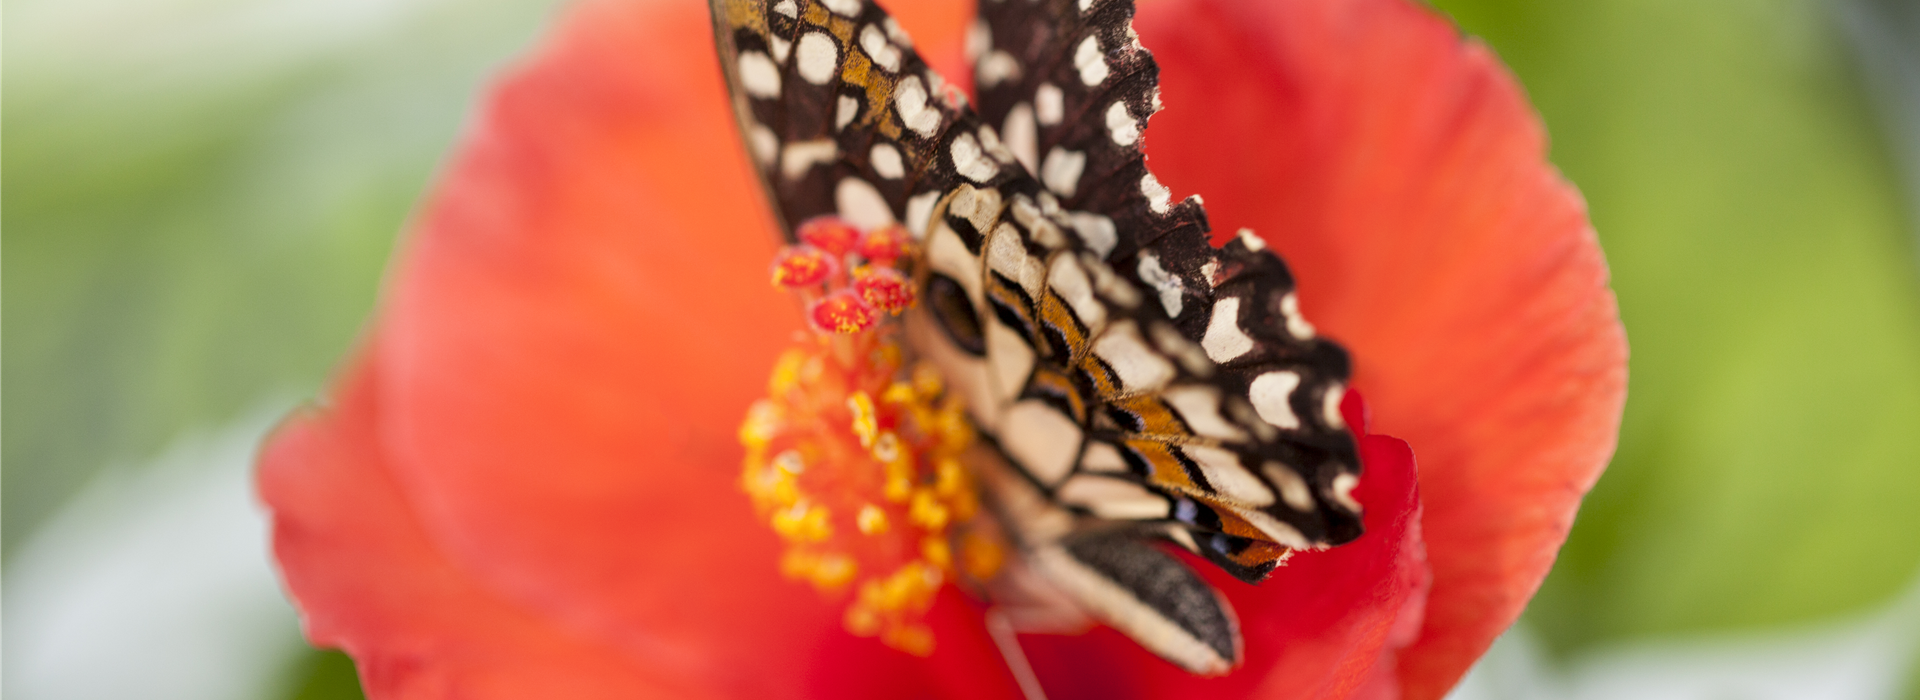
986,608 -> 1051,700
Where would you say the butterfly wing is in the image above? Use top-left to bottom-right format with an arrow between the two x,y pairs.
968,0 -> 1364,555
709,0 -> 985,238
709,0 -> 1363,675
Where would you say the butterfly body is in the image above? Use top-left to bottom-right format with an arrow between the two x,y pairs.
710,0 -> 1362,674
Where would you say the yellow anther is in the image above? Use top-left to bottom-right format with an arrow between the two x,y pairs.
883,624 -> 935,657
881,381 -> 917,407
857,504 -> 890,535
871,431 -> 902,463
947,486 -> 978,521
848,391 -> 878,448
802,506 -> 833,542
779,549 -> 815,580
960,530 -> 1006,582
908,488 -> 950,530
921,537 -> 952,569
844,602 -> 882,636
772,450 -> 806,474
738,400 -> 783,448
884,476 -> 913,503
911,362 -> 944,397
768,349 -> 807,394
738,331 -> 1004,661
770,504 -> 805,541
809,552 -> 858,591
934,458 -> 967,497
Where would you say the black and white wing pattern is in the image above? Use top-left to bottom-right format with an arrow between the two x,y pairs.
709,0 -> 1362,676
966,0 -> 1363,554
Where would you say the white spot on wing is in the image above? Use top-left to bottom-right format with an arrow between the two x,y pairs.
1035,83 -> 1065,125
905,191 -> 940,239
835,94 -> 859,130
1263,462 -> 1315,511
859,24 -> 901,73
987,224 -> 1032,289
796,32 -> 839,85
773,0 -> 797,17
1238,508 -> 1311,549
1041,147 -> 1086,198
1001,401 -> 1084,485
747,123 -> 778,166
1057,476 -> 1169,520
966,17 -> 991,61
1004,103 -> 1038,172
1323,383 -> 1346,428
1141,172 -> 1172,214
1106,101 -> 1139,146
948,184 -> 1003,236
977,125 -> 1016,164
1330,473 -> 1361,513
1183,445 -> 1275,507
978,51 -> 1022,88
1249,371 -> 1302,429
884,17 -> 911,46
950,132 -> 999,182
986,322 -> 1037,405
769,35 -> 792,63
1048,254 -> 1107,331
834,178 -> 894,230
870,143 -> 905,179
1161,385 -> 1247,442
1237,228 -> 1268,251
1093,322 -> 1175,391
780,139 -> 838,179
820,0 -> 861,16
1067,212 -> 1117,258
1202,296 -> 1254,362
926,220 -> 982,298
1280,292 -> 1316,339
1136,252 -> 1184,318
737,51 -> 781,98
895,76 -> 941,137
1151,323 -> 1213,376
1080,440 -> 1128,473
1074,36 -> 1109,86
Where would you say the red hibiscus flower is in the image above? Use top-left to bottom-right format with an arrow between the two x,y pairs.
257,0 -> 1626,697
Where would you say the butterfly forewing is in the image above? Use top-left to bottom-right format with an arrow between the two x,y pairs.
970,0 -> 1365,557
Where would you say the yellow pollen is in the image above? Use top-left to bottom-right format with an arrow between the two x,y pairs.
848,392 -> 878,448
739,333 -> 998,657
857,504 -> 890,535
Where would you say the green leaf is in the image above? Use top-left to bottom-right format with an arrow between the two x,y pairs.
1430,0 -> 1920,652
282,649 -> 367,700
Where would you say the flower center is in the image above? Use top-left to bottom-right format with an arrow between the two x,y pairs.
739,216 -> 1004,656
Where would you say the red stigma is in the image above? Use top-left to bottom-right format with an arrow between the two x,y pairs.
855,269 -> 916,314
856,224 -> 911,265
798,216 -> 861,256
810,290 -> 879,334
771,245 -> 839,288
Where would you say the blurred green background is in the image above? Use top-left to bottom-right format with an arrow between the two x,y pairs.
4,0 -> 1918,698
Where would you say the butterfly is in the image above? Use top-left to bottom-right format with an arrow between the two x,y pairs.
708,0 -> 1362,675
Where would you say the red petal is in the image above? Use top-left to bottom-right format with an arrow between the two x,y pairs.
262,0 -> 1018,697
1137,0 -> 1629,697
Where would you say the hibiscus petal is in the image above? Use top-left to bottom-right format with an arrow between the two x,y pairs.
1135,0 -> 1628,697
264,0 -> 1020,697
